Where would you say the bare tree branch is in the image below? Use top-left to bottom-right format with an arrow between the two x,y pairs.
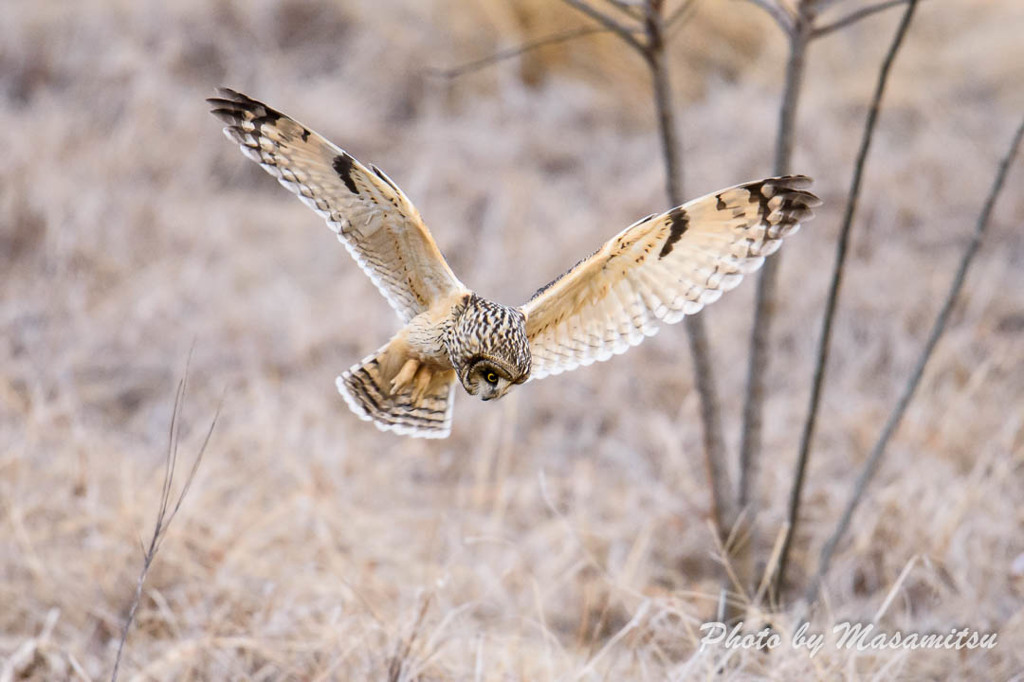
738,12 -> 811,499
434,26 -> 616,80
666,0 -> 699,32
561,0 -> 646,52
687,319 -> 731,524
603,0 -> 645,18
557,0 -> 731,604
737,1 -> 815,606
638,1 -> 737,625
111,361 -> 219,682
744,0 -> 796,36
559,0 -> 730,539
435,0 -> 697,81
805,115 -> 1024,604
772,0 -> 920,600
809,0 -> 852,13
642,0 -> 733,543
813,0 -> 914,39
644,1 -> 682,200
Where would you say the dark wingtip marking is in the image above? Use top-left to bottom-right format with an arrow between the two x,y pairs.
371,164 -> 401,193
209,88 -> 283,122
745,180 -> 773,222
332,153 -> 360,194
208,108 -> 239,125
716,194 -> 727,211
658,207 -> 689,259
300,127 -> 311,142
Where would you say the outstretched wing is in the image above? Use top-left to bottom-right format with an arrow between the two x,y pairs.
520,176 -> 820,380
208,88 -> 467,322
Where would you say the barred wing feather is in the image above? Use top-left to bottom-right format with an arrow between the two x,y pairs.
520,176 -> 820,380
208,88 -> 467,322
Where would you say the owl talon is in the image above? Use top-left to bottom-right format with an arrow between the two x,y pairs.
211,90 -> 815,438
391,358 -> 421,394
412,365 -> 433,402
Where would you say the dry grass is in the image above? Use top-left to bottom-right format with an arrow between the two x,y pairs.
1,0 -> 1022,679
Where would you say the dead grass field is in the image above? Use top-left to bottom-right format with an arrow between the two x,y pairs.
1,0 -> 1022,679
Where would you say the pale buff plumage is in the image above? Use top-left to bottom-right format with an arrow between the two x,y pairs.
209,89 -> 820,439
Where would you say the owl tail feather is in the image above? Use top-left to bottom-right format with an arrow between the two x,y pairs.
337,342 -> 456,439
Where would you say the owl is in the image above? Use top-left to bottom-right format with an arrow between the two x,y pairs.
209,89 -> 820,439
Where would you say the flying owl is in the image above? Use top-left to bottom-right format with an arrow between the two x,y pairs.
209,88 -> 820,439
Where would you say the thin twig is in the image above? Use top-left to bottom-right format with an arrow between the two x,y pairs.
738,0 -> 814,605
812,0 -> 914,39
805,116 -> 1024,604
433,26 -> 619,80
559,0 -> 731,596
644,0 -> 682,201
809,0 -> 851,13
642,0 -> 738,625
665,0 -> 698,32
774,0 -> 920,600
111,363 -> 219,682
559,0 -> 730,538
738,19 -> 810,505
387,593 -> 434,682
561,0 -> 646,52
603,0 -> 645,18
434,0 -> 695,81
744,0 -> 796,36
686,318 -> 731,535
738,0 -> 814,476
643,0 -> 732,541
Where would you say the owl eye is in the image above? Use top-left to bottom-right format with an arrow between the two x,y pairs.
485,371 -> 499,385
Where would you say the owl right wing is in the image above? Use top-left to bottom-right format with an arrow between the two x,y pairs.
208,88 -> 468,323
519,176 -> 820,380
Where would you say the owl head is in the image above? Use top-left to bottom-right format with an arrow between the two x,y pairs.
449,295 -> 531,401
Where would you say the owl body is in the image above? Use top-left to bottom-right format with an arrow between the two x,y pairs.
209,89 -> 820,439
336,292 -> 531,436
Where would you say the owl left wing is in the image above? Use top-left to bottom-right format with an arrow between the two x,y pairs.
208,88 -> 467,323
519,176 -> 820,380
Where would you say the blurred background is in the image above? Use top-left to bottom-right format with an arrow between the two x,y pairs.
1,0 -> 1021,678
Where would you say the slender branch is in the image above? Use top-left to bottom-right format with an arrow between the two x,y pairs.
434,26 -> 616,80
560,0 -> 731,592
436,0 -> 696,81
665,0 -> 699,38
645,1 -> 736,625
739,21 -> 810,504
805,115 -> 1024,604
111,364 -> 219,682
738,3 -> 814,606
744,0 -> 796,36
561,0 -> 646,52
603,0 -> 645,18
666,0 -> 697,25
644,2 -> 682,202
773,0 -> 920,601
809,0 -> 852,13
813,0 -> 914,39
643,0 -> 732,541
687,321 -> 732,535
